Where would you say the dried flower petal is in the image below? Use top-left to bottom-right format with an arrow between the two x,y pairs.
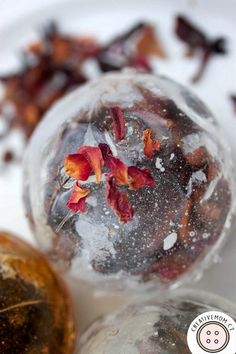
175,15 -> 227,82
97,23 -> 162,73
136,24 -> 166,59
77,146 -> 103,183
128,166 -> 155,189
99,143 -> 130,185
64,153 -> 92,180
105,176 -> 134,223
67,182 -> 90,213
142,128 -> 160,159
109,106 -> 126,141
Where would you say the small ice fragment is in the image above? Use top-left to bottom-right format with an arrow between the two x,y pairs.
155,157 -> 165,172
163,232 -> 178,251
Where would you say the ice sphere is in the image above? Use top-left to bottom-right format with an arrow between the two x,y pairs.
79,290 -> 236,354
0,231 -> 76,353
24,71 -> 235,292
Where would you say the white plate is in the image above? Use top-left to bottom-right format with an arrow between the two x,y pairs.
0,0 -> 236,332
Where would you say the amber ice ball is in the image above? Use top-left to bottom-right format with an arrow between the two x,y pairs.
24,72 -> 235,292
0,232 -> 76,354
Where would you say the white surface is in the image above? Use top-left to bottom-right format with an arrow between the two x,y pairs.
0,0 -> 236,332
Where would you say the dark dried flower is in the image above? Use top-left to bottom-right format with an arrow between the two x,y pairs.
175,15 -> 227,82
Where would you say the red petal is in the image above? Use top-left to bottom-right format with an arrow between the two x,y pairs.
64,153 -> 92,180
142,128 -> 160,159
105,175 -> 134,223
109,106 -> 126,141
99,143 -> 130,185
128,166 -> 155,189
67,182 -> 90,213
78,146 -> 103,183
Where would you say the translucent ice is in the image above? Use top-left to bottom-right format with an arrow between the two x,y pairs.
80,291 -> 236,354
24,72 -> 235,292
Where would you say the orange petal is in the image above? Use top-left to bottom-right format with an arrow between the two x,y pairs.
99,143 -> 130,185
78,146 -> 104,183
142,128 -> 160,159
106,176 -> 134,223
128,166 -> 155,189
64,153 -> 92,180
109,106 -> 126,141
67,182 -> 90,213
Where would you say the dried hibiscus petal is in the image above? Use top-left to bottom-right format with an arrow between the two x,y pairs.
64,153 -> 92,181
67,182 -> 90,213
109,106 -> 126,141
99,143 -> 130,185
142,128 -> 160,159
105,176 -> 134,223
128,166 -> 155,189
175,15 -> 227,82
77,146 -> 103,183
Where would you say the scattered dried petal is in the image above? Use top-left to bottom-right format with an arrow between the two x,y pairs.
99,143 -> 130,185
175,15 -> 227,82
128,166 -> 155,189
64,153 -> 92,181
135,24 -> 166,59
77,146 -> 103,183
142,128 -> 160,159
105,176 -> 134,223
231,95 -> 236,114
109,106 -> 126,141
67,182 -> 90,213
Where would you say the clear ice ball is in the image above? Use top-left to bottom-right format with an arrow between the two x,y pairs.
79,290 -> 236,354
24,71 -> 235,292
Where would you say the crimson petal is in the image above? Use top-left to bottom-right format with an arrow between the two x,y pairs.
105,175 -> 134,223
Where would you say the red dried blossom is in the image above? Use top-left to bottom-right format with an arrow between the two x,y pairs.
109,106 -> 126,141
66,182 -> 90,213
64,146 -> 103,183
142,128 -> 160,159
105,175 -> 134,223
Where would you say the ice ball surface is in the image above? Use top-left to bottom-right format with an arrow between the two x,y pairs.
79,290 -> 236,354
24,71 -> 235,292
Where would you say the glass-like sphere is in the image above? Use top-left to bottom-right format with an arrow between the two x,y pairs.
24,71 -> 235,292
79,290 -> 236,354
0,232 -> 76,353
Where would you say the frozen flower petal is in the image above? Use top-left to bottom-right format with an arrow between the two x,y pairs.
67,182 -> 90,213
78,146 -> 104,183
105,176 -> 134,223
128,166 -> 155,189
64,153 -> 92,180
142,128 -> 160,159
109,106 -> 126,141
99,143 -> 130,185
